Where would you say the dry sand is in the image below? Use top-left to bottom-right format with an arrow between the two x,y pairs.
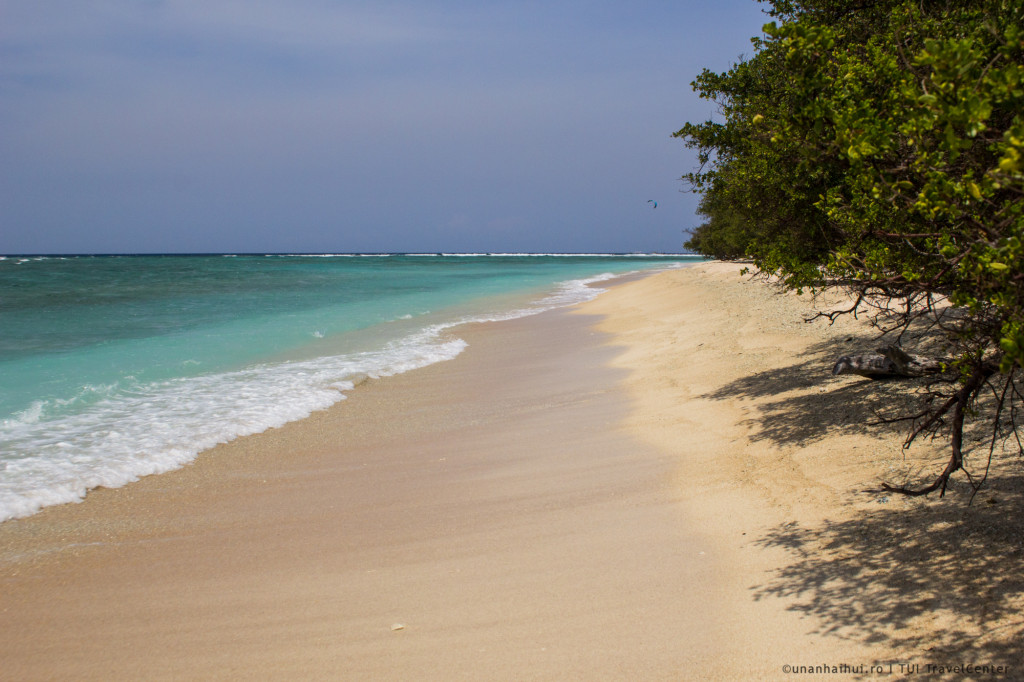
1,262 -> 1021,680
583,262 -> 1024,679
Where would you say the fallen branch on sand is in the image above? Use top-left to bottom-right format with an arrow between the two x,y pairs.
832,345 -> 947,379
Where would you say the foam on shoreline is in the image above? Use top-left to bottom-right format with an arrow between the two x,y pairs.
0,268 -> 677,522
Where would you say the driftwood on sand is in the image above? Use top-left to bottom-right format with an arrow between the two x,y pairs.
832,344 -> 947,378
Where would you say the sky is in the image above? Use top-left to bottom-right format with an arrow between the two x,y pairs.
1,0 -> 769,254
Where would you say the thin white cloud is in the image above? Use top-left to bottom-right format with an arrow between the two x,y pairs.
0,0 -> 455,99
2,0 -> 451,48
163,0 -> 454,51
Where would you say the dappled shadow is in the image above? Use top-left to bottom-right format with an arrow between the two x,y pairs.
702,288 -> 1024,671
703,335 -> 932,449
753,480 -> 1024,672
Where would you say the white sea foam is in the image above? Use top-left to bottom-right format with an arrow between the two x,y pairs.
0,331 -> 467,522
0,267 -> 679,523
243,252 -> 698,259
446,253 -> 696,258
2,401 -> 46,429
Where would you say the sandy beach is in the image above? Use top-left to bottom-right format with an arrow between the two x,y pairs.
2,262 -> 1021,680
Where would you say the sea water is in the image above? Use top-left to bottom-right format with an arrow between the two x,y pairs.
0,253 -> 698,522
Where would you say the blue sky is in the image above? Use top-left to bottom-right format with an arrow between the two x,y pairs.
1,0 -> 768,254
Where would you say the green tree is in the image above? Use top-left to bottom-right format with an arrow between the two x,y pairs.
677,0 -> 1024,495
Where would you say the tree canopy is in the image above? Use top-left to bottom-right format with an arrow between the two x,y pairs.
677,0 -> 1024,495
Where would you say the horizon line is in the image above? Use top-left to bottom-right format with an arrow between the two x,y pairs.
1,251 -> 700,258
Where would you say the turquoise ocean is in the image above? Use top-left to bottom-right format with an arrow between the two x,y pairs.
0,253 -> 698,522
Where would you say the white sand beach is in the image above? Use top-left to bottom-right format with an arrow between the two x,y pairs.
1,262 -> 1020,680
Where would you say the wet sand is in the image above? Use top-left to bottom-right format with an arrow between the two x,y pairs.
0,300 -> 743,680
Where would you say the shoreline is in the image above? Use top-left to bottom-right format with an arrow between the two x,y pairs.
2,262 -> 1021,678
2,290 -> 729,680
0,258 -> 690,525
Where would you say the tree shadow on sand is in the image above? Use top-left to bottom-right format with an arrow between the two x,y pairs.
753,489 -> 1024,670
703,336 -> 934,450
703,331 -> 1024,670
